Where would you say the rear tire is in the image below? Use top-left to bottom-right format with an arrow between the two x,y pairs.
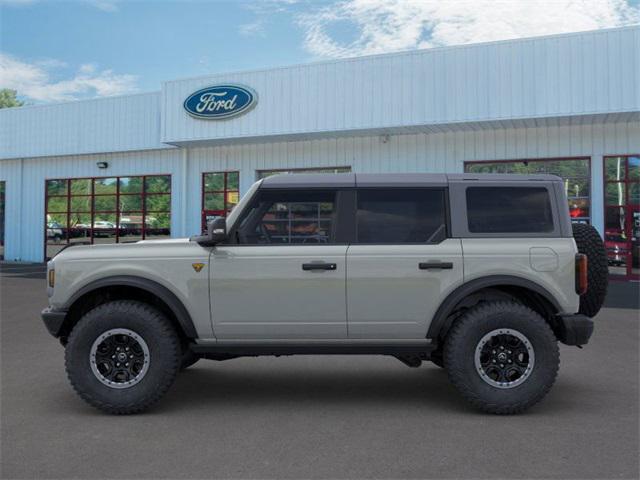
572,223 -> 608,317
444,301 -> 559,414
65,300 -> 181,414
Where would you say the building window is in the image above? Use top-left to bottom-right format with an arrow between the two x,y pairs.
45,175 -> 171,259
201,171 -> 239,231
0,181 -> 5,260
464,158 -> 591,224
256,166 -> 351,179
603,155 -> 639,279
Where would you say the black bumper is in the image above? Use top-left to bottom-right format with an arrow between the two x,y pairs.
41,307 -> 68,338
556,314 -> 594,346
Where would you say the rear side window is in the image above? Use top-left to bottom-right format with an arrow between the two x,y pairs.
356,189 -> 447,243
466,187 -> 554,233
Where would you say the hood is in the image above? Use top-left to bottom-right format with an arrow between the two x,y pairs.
52,237 -> 202,261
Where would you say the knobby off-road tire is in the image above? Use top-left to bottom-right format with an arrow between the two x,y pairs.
65,300 -> 181,414
444,301 -> 559,414
572,223 -> 608,318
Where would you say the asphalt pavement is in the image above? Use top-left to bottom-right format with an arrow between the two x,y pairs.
1,263 -> 638,479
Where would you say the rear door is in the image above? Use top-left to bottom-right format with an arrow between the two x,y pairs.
346,188 -> 463,339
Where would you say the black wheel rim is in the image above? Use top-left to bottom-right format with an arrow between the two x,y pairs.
474,328 -> 535,389
90,328 -> 150,389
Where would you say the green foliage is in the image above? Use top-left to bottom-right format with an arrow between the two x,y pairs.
0,89 -> 24,109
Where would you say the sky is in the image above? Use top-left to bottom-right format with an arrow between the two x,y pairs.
1,0 -> 639,104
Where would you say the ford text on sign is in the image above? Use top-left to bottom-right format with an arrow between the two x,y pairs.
183,85 -> 257,119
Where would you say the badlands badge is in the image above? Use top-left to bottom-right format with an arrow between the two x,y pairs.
192,263 -> 205,273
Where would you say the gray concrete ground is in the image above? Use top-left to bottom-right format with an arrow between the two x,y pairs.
1,263 -> 638,479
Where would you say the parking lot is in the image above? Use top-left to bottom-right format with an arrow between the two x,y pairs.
1,263 -> 638,479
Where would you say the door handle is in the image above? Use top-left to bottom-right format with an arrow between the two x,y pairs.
419,262 -> 453,270
302,262 -> 337,271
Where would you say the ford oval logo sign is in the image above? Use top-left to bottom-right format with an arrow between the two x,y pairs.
184,84 -> 257,120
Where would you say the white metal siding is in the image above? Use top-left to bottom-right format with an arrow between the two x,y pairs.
184,121 -> 638,237
162,27 -> 639,145
2,120 -> 636,262
0,149 -> 184,261
0,92 -> 169,160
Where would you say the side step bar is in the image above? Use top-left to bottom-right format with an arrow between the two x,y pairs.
190,340 -> 436,358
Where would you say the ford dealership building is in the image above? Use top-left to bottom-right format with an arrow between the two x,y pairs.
0,27 -> 638,279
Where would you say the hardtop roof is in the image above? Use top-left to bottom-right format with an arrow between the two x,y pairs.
259,172 -> 562,188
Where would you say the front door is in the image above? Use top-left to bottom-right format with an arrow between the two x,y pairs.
210,188 -> 348,339
346,188 -> 463,338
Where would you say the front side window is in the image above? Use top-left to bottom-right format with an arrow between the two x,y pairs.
356,189 -> 446,243
236,190 -> 336,244
466,187 -> 554,234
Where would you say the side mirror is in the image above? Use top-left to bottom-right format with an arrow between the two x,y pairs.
208,217 -> 227,244
191,217 -> 227,246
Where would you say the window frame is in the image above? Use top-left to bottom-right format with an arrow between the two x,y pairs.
0,181 -> 5,260
201,171 -> 240,231
353,187 -> 450,245
448,181 -> 564,238
602,154 -> 639,280
44,174 -> 172,259
256,166 -> 352,180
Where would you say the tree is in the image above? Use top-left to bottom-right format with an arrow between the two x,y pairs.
0,89 -> 24,109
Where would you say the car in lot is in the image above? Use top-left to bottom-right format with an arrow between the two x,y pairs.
605,230 -> 628,266
41,173 -> 608,415
46,222 -> 64,242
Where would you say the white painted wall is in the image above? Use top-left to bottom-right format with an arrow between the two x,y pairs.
1,120 -> 637,262
162,27 -> 639,145
0,92 -> 169,160
1,26 -> 637,161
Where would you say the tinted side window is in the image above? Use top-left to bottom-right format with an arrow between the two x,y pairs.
237,190 -> 337,244
356,189 -> 446,243
466,187 -> 554,233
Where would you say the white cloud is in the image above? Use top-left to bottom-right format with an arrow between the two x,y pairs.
239,19 -> 266,37
0,53 -> 138,102
85,0 -> 119,12
298,0 -> 640,58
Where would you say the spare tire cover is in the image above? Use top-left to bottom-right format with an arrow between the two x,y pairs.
572,223 -> 608,317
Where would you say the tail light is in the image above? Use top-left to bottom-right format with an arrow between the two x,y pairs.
575,253 -> 588,295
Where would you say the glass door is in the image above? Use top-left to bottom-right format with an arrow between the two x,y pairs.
604,156 -> 639,280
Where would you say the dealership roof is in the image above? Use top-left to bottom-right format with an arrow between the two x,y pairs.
1,26 -> 638,161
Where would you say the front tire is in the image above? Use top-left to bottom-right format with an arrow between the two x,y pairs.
65,300 -> 181,414
444,301 -> 559,414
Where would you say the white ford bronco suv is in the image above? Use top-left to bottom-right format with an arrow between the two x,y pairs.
42,173 -> 608,415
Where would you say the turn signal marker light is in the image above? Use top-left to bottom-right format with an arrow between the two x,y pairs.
575,254 -> 588,295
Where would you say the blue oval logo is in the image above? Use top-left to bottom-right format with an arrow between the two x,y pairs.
184,84 -> 257,120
